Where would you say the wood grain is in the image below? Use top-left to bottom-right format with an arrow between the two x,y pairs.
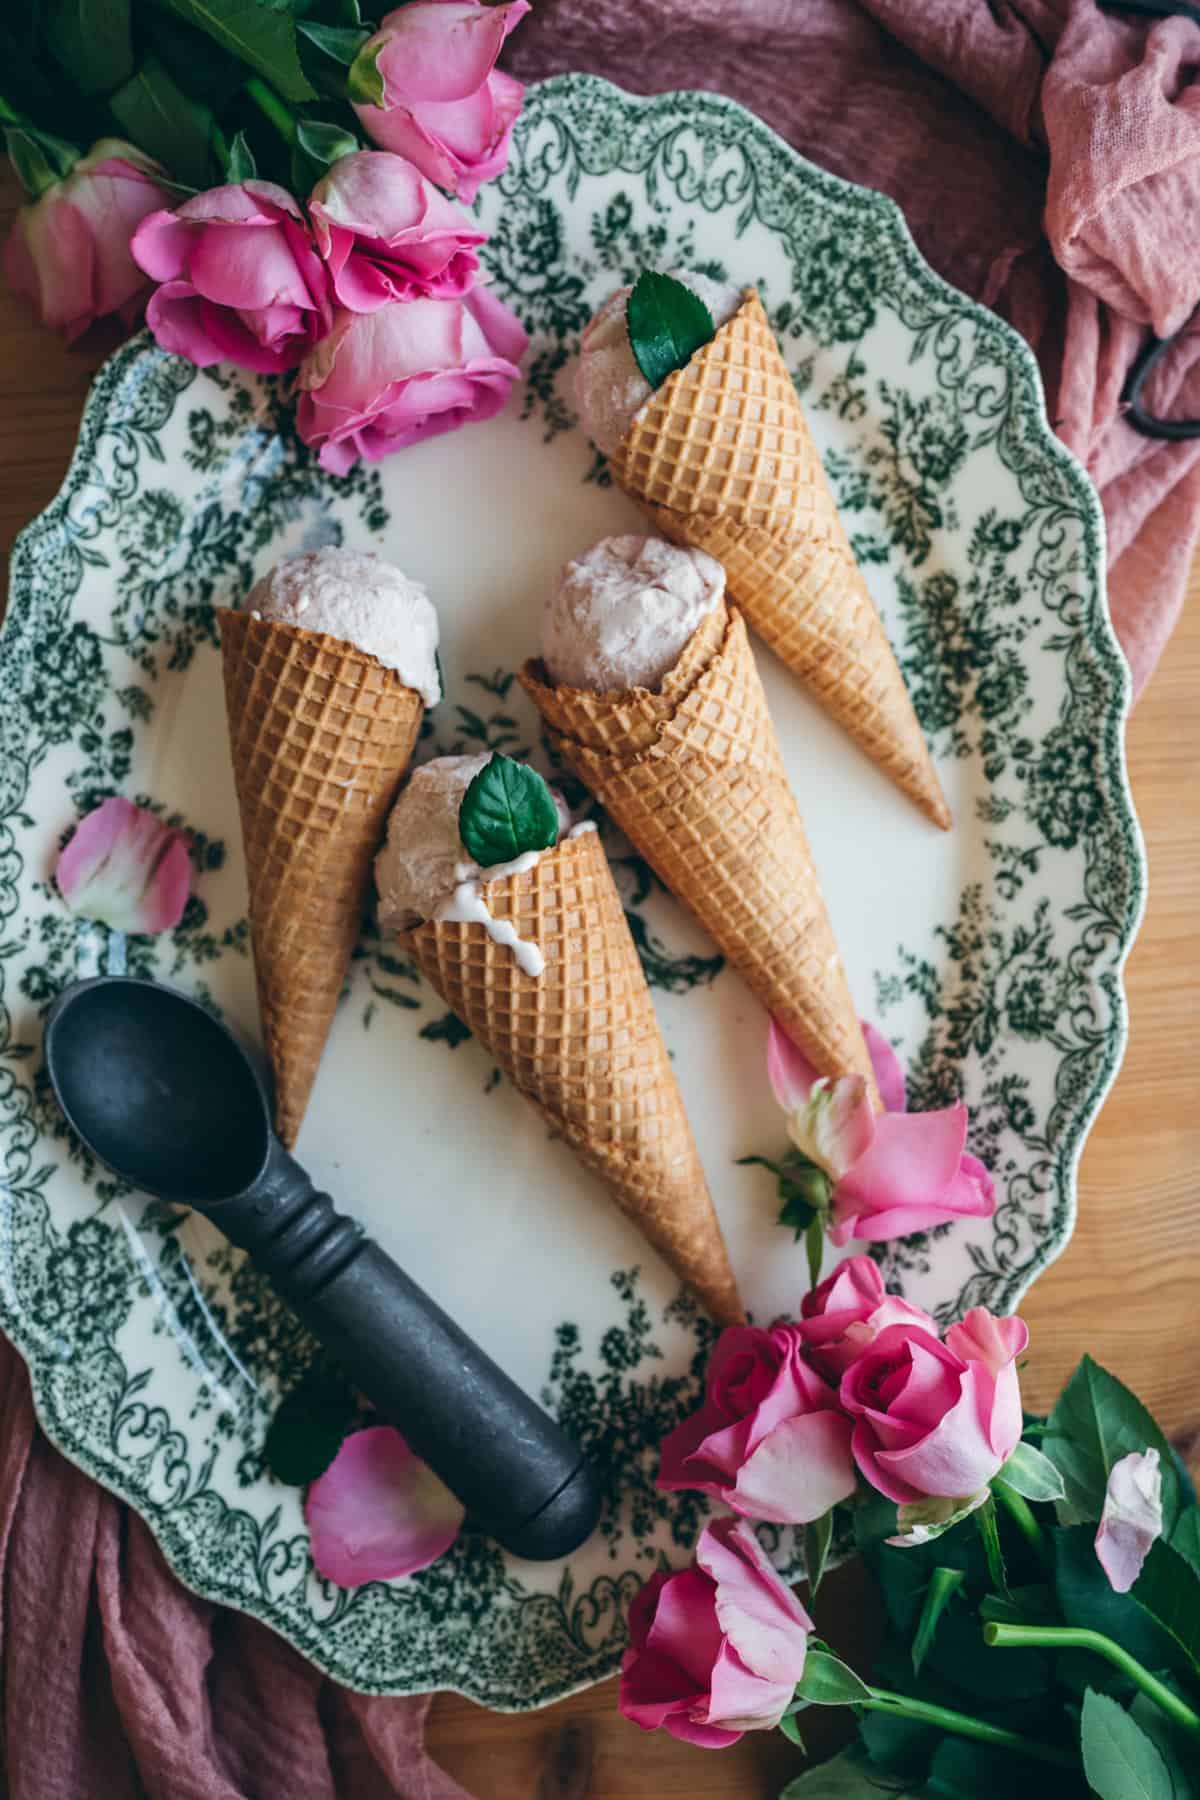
1,161 -> 1196,1797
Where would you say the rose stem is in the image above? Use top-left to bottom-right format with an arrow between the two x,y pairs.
859,1689 -> 1076,1768
244,78 -> 298,148
991,1480 -> 1051,1567
984,1623 -> 1200,1738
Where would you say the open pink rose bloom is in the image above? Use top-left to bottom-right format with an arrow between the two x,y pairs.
619,1517 -> 812,1747
308,151 -> 485,311
56,797 -> 191,934
839,1306 -> 1028,1505
658,1323 -> 856,1525
798,1255 -> 937,1384
305,1426 -> 464,1587
768,1018 -> 995,1245
354,1 -> 530,202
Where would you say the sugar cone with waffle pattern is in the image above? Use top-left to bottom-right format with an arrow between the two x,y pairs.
520,602 -> 880,1103
401,826 -> 743,1327
609,288 -> 950,829
219,609 -> 424,1147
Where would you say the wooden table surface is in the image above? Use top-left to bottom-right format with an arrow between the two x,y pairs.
2,170 -> 1197,1799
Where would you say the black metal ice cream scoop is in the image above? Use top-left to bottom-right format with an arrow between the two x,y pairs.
44,976 -> 602,1562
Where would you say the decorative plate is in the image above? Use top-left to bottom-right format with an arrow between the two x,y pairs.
0,75 -> 1142,1708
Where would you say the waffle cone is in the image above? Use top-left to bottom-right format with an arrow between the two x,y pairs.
610,289 -> 950,829
402,828 -> 743,1327
520,605 -> 878,1099
219,610 -> 424,1147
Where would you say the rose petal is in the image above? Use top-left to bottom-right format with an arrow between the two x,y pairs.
304,1425 -> 464,1586
1095,1449 -> 1163,1593
697,1518 -> 812,1683
56,798 -> 191,933
767,1016 -> 818,1111
730,1411 -> 858,1524
835,1103 -> 969,1213
862,1021 -> 907,1113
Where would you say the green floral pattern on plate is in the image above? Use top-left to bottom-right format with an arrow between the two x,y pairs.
0,76 -> 1141,1706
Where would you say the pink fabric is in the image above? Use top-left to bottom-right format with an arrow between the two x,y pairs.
0,1342 -> 469,1799
505,0 -> 1200,697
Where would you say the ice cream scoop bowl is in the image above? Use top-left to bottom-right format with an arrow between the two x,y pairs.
43,976 -> 603,1562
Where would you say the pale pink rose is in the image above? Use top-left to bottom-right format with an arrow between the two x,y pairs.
1095,1449 -> 1163,1593
305,1425 -> 464,1587
619,1517 -> 813,1747
56,797 -> 191,934
3,139 -> 172,341
657,1324 -> 856,1525
296,286 -> 527,473
353,0 -> 530,202
309,150 -> 485,311
132,182 -> 332,374
768,1018 -> 994,1246
798,1254 -> 936,1383
839,1308 -> 1028,1505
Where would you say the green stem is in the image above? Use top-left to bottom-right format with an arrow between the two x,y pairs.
861,1688 -> 1076,1769
244,77 -> 297,146
985,1623 -> 1200,1739
992,1480 -> 1050,1567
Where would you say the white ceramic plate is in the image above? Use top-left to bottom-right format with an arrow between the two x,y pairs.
0,75 -> 1142,1706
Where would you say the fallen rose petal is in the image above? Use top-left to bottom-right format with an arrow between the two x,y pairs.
56,797 -> 190,933
305,1425 -> 464,1586
1095,1448 -> 1163,1593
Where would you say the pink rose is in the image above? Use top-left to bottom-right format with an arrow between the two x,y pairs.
353,1 -> 530,203
3,139 -> 172,341
619,1517 -> 812,1747
798,1254 -> 936,1384
768,1018 -> 994,1246
658,1324 -> 855,1525
132,182 -> 332,374
309,151 -> 485,311
296,286 -> 527,474
839,1308 -> 1028,1505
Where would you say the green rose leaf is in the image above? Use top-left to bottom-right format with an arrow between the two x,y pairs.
4,127 -> 79,200
49,0 -> 134,95
346,36 -> 385,106
1043,1356 -> 1182,1531
804,1507 -> 835,1599
793,1648 -> 871,1706
296,20 -> 369,64
805,1213 -> 826,1291
626,270 -> 716,390
154,0 -> 316,103
780,1747 -> 911,1798
458,753 -> 560,868
1081,1688 -> 1176,1800
1131,1540 -> 1200,1672
778,1708 -> 807,1752
224,128 -> 257,182
995,1440 -> 1066,1504
1170,1504 -> 1200,1578
110,57 -> 214,188
1054,1526 -> 1182,1674
295,118 -> 359,167
911,1565 -> 964,1675
264,1365 -> 355,1487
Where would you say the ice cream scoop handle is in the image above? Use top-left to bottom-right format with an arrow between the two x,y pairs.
205,1147 -> 602,1561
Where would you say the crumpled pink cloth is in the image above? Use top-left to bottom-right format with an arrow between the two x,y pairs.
0,1343 -> 469,1799
506,0 -> 1200,697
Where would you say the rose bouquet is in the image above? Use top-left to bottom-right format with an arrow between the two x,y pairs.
1,0 -> 530,471
621,1266 -> 1200,1797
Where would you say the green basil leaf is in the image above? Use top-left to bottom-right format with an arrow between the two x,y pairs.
346,34 -> 384,105
911,1566 -> 963,1674
295,116 -> 358,165
224,126 -> 256,181
263,1365 -> 354,1487
154,0 -> 316,103
626,270 -> 715,389
804,1507 -> 835,1600
996,1441 -> 1066,1503
1132,1540 -> 1200,1672
1081,1689 -> 1176,1800
49,0 -> 133,94
110,56 -> 214,188
794,1648 -> 871,1706
458,753 -> 559,868
1044,1356 -> 1182,1531
297,19 -> 367,62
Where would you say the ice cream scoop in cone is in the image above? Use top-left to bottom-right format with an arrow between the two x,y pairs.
220,549 -> 438,1146
593,286 -> 949,830
381,758 -> 743,1328
521,578 -> 879,1103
